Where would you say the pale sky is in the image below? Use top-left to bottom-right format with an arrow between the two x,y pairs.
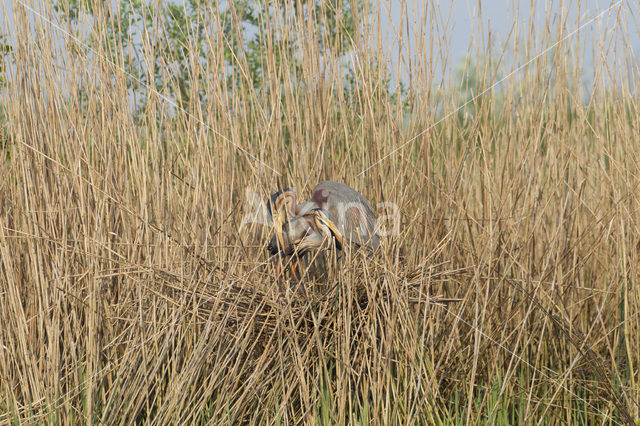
1,0 -> 638,92
378,0 -> 639,90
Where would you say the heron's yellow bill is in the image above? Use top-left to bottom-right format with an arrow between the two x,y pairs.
274,208 -> 287,252
315,212 -> 344,249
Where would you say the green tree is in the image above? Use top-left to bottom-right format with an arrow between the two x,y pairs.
55,0 -> 364,117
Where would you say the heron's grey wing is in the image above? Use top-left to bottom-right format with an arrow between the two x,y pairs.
341,204 -> 380,251
311,181 -> 380,251
296,200 -> 319,214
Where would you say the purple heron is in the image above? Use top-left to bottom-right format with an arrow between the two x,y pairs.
267,181 -> 379,280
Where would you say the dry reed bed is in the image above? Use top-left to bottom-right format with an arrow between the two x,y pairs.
0,0 -> 639,424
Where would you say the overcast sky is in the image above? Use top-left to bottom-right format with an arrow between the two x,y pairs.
1,0 -> 638,91
378,0 -> 639,89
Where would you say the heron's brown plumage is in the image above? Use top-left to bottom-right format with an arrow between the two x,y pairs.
267,181 -> 380,282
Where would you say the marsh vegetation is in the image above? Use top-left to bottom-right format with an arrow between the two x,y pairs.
0,0 -> 638,424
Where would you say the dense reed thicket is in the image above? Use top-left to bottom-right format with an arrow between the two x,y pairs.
0,0 -> 638,424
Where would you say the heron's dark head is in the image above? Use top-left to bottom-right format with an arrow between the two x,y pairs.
266,188 -> 297,225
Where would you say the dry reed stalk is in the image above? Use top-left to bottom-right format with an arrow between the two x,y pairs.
0,0 -> 638,424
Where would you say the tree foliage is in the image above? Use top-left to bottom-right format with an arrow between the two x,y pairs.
55,0 -> 363,116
